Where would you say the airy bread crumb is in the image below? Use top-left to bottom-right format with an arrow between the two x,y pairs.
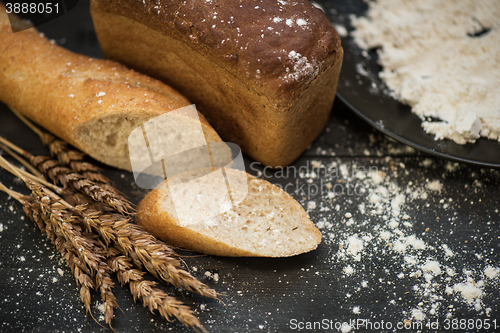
136,169 -> 321,257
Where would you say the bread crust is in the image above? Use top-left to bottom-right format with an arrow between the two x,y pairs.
136,170 -> 322,257
91,0 -> 343,167
136,191 -> 259,257
0,5 -> 223,171
91,0 -> 341,100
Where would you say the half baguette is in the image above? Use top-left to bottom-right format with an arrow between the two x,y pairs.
0,5 -> 223,171
136,168 -> 322,257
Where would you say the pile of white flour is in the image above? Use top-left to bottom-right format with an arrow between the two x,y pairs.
351,0 -> 500,144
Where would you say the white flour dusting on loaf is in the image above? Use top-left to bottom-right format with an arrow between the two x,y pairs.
351,0 -> 500,144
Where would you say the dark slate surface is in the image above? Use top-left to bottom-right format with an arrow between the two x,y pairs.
0,1 -> 498,332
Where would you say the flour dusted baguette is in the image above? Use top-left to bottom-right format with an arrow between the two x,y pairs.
0,5 -> 223,171
91,0 -> 343,167
136,168 -> 322,257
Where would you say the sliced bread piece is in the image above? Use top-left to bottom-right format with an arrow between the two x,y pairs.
135,168 -> 322,257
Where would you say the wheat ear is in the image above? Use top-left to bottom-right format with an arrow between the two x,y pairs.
108,248 -> 207,332
67,204 -> 218,299
0,143 -> 216,298
0,136 -> 133,215
0,159 -> 119,327
0,183 -> 98,324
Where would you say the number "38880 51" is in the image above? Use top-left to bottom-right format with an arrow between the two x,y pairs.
5,2 -> 60,14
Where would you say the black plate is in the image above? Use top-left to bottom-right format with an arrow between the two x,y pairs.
318,0 -> 500,169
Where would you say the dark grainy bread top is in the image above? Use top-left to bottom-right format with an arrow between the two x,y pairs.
93,0 -> 341,95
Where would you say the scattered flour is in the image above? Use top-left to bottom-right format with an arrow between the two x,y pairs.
411,308 -> 426,321
309,159 -> 500,323
333,24 -> 348,37
344,234 -> 364,261
421,260 -> 442,278
484,266 -> 499,279
453,281 -> 483,304
344,265 -> 355,276
95,301 -> 106,322
426,180 -> 443,192
351,0 -> 500,144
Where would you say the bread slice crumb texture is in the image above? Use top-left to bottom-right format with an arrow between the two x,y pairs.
136,169 -> 321,257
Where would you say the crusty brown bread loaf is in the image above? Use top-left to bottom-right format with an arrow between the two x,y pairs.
136,168 -> 322,257
0,4 -> 223,171
91,0 -> 343,167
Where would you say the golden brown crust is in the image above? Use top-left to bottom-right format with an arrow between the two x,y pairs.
136,192 -> 259,257
91,3 -> 344,167
0,5 -> 223,170
91,0 -> 341,101
135,170 -> 322,257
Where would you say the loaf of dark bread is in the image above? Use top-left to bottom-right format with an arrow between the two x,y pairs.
91,0 -> 343,167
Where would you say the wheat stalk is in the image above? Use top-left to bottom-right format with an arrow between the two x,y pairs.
0,183 -> 98,323
29,181 -> 120,326
32,155 -> 133,215
66,202 -> 218,299
0,155 -> 216,330
0,140 -> 217,299
0,158 -> 119,326
0,141 -> 45,179
0,136 -> 133,215
21,196 -> 96,316
0,130 -> 218,330
108,247 -> 207,332
4,186 -> 210,330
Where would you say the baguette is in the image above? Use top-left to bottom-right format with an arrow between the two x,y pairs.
0,5 -> 223,171
135,168 -> 322,257
91,0 -> 343,167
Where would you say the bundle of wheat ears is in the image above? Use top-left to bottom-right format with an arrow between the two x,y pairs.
0,111 -> 218,332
